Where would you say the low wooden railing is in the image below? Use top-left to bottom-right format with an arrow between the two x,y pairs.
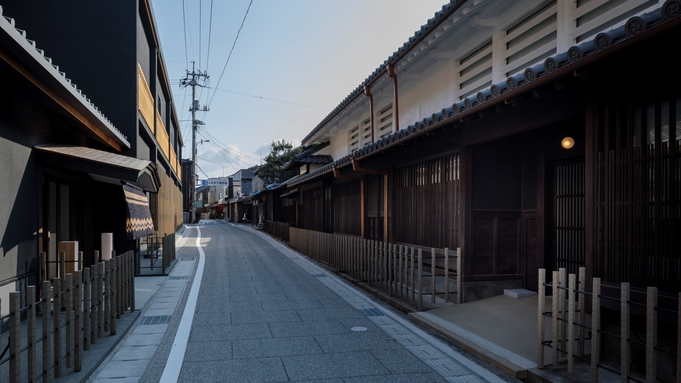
289,227 -> 462,309
263,221 -> 290,242
0,251 -> 135,383
537,268 -> 681,382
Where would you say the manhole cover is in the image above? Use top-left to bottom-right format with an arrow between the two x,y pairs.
351,326 -> 368,332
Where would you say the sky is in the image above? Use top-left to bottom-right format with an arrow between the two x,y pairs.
150,0 -> 448,178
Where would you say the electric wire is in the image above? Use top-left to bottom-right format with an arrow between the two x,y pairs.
206,0 -> 253,112
200,129 -> 260,163
205,0 -> 214,73
182,0 -> 189,68
214,88 -> 330,111
199,0 -> 202,71
199,131 -> 255,170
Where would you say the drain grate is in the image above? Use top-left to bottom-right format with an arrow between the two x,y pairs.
168,276 -> 188,280
359,308 -> 384,317
139,315 -> 172,325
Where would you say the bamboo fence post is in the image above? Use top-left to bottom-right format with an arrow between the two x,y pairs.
621,282 -> 630,381
27,285 -> 37,382
678,292 -> 681,383
85,264 -> 99,344
591,278 -> 601,383
42,280 -> 51,383
444,248 -> 449,303
83,267 -> 91,351
418,248 -> 423,310
78,251 -> 83,275
388,244 -> 394,296
95,263 -> 103,340
380,242 -> 385,289
646,286 -> 657,383
110,259 -> 117,335
559,268 -> 566,360
456,247 -> 462,304
411,247 -> 415,302
552,270 -> 559,366
53,278 -> 62,378
396,245 -> 402,297
537,269 -> 545,369
65,273 -> 73,369
578,267 -> 586,356
74,270 -> 82,372
97,261 -> 109,338
567,273 -> 575,373
104,261 -> 110,333
9,292 -> 20,383
431,248 -> 436,304
59,251 -> 66,309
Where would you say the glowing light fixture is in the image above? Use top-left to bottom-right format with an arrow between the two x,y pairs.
561,137 -> 575,149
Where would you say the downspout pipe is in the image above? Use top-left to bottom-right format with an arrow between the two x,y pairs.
364,84 -> 375,142
388,64 -> 399,132
351,157 -> 389,243
333,166 -> 365,239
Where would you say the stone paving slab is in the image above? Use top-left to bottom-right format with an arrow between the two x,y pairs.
268,319 -> 349,338
188,323 -> 272,341
232,336 -> 323,359
313,332 -> 403,353
183,340 -> 232,361
231,309 -> 301,324
177,357 -> 288,383
281,351 -> 389,381
261,299 -> 325,311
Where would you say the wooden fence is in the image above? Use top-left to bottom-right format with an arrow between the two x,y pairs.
537,268 -> 681,383
263,221 -> 290,242
0,251 -> 135,383
289,227 -> 462,309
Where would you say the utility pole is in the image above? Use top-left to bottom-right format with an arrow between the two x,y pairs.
180,62 -> 209,223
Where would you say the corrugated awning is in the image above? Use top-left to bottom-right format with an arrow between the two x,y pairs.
34,144 -> 161,192
123,183 -> 155,240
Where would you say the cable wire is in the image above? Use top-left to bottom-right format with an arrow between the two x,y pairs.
206,0 -> 253,111
182,0 -> 189,68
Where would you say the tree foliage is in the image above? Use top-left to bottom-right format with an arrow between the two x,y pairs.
257,140 -> 303,184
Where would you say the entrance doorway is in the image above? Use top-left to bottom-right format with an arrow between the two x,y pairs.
545,158 -> 585,275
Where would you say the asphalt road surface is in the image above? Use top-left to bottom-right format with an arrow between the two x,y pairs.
139,221 -> 519,383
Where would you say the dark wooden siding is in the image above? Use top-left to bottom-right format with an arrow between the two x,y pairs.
393,153 -> 460,249
592,98 -> 681,292
332,181 -> 361,236
299,185 -> 323,231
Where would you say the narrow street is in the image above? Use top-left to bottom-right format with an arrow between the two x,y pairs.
99,221 -> 518,383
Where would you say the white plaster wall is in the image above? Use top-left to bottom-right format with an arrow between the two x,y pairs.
399,60 -> 456,130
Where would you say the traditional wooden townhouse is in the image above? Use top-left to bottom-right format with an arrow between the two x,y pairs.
0,0 -> 183,316
272,0 -> 681,305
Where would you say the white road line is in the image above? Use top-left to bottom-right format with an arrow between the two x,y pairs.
160,226 -> 205,383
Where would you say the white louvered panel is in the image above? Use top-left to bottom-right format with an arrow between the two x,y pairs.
501,3 -> 558,45
501,0 -> 558,77
569,0 -> 655,41
504,20 -> 557,58
502,39 -> 557,76
458,41 -> 493,74
458,54 -> 493,85
459,76 -> 492,100
348,125 -> 360,153
361,118 -> 371,145
376,104 -> 393,138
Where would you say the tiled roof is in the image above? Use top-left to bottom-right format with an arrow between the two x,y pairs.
281,154 -> 334,171
0,7 -> 129,149
290,0 -> 681,188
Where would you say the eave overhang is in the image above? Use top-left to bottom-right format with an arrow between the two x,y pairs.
0,9 -> 130,151
290,1 -> 681,188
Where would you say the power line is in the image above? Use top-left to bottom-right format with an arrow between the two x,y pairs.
206,0 -> 214,72
198,131 -> 255,169
182,0 -> 189,67
214,88 -> 330,111
206,0 -> 253,111
200,129 -> 260,163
